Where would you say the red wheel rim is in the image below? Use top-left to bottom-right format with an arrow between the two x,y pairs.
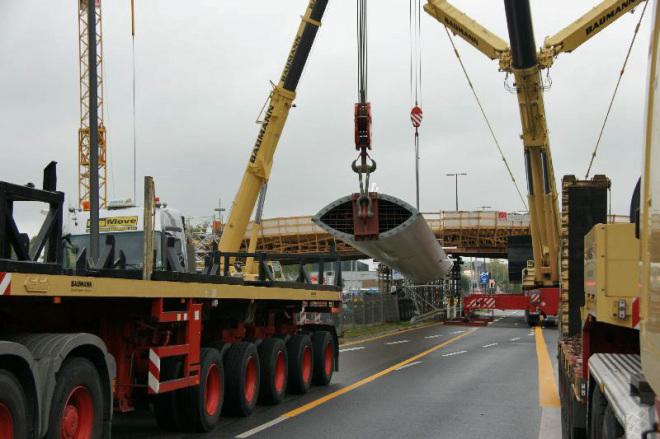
244,357 -> 257,404
274,351 -> 286,393
324,342 -> 333,376
204,364 -> 221,416
60,386 -> 94,439
0,403 -> 13,439
302,346 -> 312,383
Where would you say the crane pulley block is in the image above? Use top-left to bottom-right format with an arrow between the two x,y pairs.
354,102 -> 372,151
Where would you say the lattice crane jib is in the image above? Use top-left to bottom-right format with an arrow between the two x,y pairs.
78,0 -> 107,209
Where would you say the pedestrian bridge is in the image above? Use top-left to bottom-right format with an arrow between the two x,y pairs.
240,211 -> 531,258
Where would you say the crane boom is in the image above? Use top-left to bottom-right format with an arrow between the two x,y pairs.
424,0 -> 510,63
78,0 -> 107,209
425,0 -> 642,287
540,0 -> 646,67
218,0 -> 328,254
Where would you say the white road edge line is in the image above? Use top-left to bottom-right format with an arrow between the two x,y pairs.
339,346 -> 366,353
385,340 -> 410,345
396,361 -> 422,370
482,343 -> 498,348
236,416 -> 287,438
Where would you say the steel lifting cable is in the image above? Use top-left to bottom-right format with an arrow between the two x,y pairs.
585,0 -> 649,179
357,0 -> 368,103
443,27 -> 528,211
131,0 -> 138,203
353,0 -> 376,219
410,0 -> 423,211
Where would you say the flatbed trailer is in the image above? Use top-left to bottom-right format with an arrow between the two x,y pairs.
0,173 -> 342,438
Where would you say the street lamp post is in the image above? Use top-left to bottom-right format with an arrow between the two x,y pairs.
446,173 -> 467,211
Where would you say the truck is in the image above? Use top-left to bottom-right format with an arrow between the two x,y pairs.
0,1 -> 341,438
558,2 -> 660,436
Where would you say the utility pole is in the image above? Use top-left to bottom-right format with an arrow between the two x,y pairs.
446,173 -> 467,210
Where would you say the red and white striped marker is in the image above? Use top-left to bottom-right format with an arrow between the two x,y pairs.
0,273 -> 11,296
148,348 -> 160,394
410,106 -> 423,128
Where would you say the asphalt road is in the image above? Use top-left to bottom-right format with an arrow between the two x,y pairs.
112,310 -> 560,439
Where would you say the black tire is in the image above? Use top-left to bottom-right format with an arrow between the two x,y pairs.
312,331 -> 334,386
589,386 -> 607,439
287,334 -> 313,394
154,359 -> 184,431
602,405 -> 625,439
46,357 -> 103,439
224,342 -> 260,417
258,338 -> 288,405
179,348 -> 224,432
0,369 -> 28,439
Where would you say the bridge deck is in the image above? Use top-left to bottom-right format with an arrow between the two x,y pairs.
239,211 -> 531,258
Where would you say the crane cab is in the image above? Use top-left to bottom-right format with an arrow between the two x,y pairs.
63,200 -> 190,272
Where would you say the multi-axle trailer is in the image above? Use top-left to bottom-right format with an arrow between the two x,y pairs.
0,169 -> 342,438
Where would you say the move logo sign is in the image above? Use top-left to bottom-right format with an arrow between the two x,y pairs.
86,216 -> 138,232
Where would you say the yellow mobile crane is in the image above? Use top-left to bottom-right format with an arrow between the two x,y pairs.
425,0 -> 643,325
218,0 -> 328,268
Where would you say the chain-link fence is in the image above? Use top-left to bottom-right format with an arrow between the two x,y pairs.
300,290 -> 462,335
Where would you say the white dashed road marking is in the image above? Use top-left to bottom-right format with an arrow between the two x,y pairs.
442,350 -> 467,357
396,361 -> 422,370
339,346 -> 366,353
482,343 -> 498,348
510,337 -> 521,341
450,331 -> 465,334
385,340 -> 410,345
424,334 -> 444,339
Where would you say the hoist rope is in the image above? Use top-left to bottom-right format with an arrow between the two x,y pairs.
131,0 -> 138,203
357,0 -> 368,103
443,27 -> 528,211
585,0 -> 649,179
410,0 -> 422,107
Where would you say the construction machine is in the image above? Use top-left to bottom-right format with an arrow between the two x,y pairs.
425,0 -> 643,325
218,1 -> 327,260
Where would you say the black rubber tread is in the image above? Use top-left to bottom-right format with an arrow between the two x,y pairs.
46,357 -> 103,439
312,331 -> 334,386
287,334 -> 313,395
0,369 -> 28,439
223,342 -> 260,417
178,348 -> 224,432
602,405 -> 625,439
589,386 -> 607,439
154,359 -> 184,431
258,338 -> 288,405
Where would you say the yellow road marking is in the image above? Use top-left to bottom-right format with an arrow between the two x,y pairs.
283,328 -> 478,418
340,322 -> 444,347
535,326 -> 560,407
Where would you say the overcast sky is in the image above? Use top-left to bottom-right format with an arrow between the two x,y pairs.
0,0 -> 652,234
